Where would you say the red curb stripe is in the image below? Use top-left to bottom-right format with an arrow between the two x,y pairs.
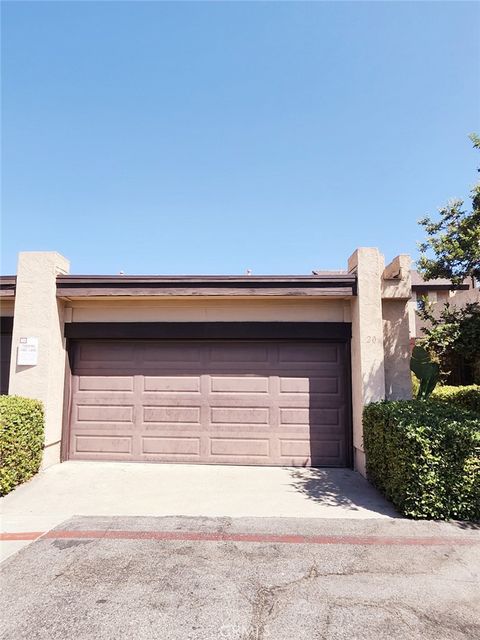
0,532 -> 44,541
25,530 -> 479,546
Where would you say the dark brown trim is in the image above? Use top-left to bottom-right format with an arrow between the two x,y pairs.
412,284 -> 469,293
0,317 -> 14,333
58,274 -> 354,284
57,286 -> 353,297
344,340 -> 354,469
57,274 -> 357,298
60,342 -> 74,463
0,316 -> 13,394
64,322 -> 352,342
0,276 -> 15,298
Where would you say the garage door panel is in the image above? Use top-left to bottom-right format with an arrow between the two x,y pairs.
78,343 -> 135,363
143,376 -> 201,392
280,438 -> 342,462
278,343 -> 339,363
141,343 -> 203,363
208,344 -> 269,363
74,435 -> 133,455
210,407 -> 270,425
279,376 -> 340,395
76,405 -> 134,423
77,376 -> 134,392
143,406 -> 201,424
141,394 -> 202,408
141,436 -> 200,456
210,438 -> 270,458
280,407 -> 340,426
276,397 -> 343,411
69,340 -> 350,466
74,389 -> 134,402
207,395 -> 271,410
210,376 -> 269,394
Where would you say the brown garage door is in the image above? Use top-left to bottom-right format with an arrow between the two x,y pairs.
67,340 -> 350,466
0,333 -> 12,395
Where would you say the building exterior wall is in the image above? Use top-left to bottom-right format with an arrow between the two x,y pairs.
347,248 -> 387,475
381,255 -> 412,401
449,286 -> 480,307
8,252 -> 69,468
3,249 -> 414,474
66,298 -> 351,323
382,299 -> 412,399
410,285 -> 480,340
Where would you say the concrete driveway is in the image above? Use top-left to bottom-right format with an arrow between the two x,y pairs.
0,515 -> 479,639
0,461 -> 397,562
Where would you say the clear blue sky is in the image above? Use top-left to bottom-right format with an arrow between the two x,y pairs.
1,1 -> 479,275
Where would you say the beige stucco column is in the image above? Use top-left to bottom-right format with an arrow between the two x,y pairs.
382,254 -> 413,400
348,248 -> 386,476
8,252 -> 70,468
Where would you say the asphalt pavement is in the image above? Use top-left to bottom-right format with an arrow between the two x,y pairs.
1,515 -> 479,640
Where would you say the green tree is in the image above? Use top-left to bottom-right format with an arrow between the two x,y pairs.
417,134 -> 480,286
417,298 -> 480,384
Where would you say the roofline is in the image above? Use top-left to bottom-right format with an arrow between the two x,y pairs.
0,276 -> 16,297
412,283 -> 470,292
56,273 -> 357,298
57,274 -> 352,283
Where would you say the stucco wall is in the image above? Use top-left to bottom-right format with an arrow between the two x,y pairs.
4,248 -> 415,473
450,287 -> 480,306
8,253 -> 69,468
67,298 -> 352,323
348,248 -> 386,475
411,286 -> 480,339
382,299 -> 412,400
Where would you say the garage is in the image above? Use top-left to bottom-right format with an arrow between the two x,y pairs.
0,317 -> 13,395
67,335 -> 351,467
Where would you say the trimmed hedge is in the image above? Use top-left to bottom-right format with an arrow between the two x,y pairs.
432,385 -> 480,414
0,396 -> 44,496
363,400 -> 480,521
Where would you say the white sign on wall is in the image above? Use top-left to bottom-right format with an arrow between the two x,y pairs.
17,337 -> 39,366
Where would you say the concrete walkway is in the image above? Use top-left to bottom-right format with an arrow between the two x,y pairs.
0,461 -> 397,562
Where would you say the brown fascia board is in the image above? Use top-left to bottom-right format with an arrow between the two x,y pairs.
412,283 -> 469,293
0,276 -> 16,297
56,274 -> 357,298
410,270 -> 470,292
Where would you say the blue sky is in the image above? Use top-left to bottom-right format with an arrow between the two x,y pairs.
1,1 -> 479,275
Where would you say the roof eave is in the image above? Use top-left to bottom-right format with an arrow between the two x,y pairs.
56,274 -> 357,298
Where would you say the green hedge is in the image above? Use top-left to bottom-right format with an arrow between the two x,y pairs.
0,396 -> 44,496
363,400 -> 480,521
431,385 -> 480,414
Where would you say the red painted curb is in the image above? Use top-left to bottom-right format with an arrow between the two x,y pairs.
2,530 -> 478,546
0,532 -> 43,541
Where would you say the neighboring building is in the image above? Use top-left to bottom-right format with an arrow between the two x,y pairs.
408,270 -> 479,340
0,249 -> 414,476
408,270 -> 480,384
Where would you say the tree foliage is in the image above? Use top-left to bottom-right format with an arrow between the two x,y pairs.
417,298 -> 480,383
417,134 -> 480,285
410,345 -> 440,399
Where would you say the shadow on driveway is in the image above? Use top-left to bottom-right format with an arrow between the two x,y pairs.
287,468 -> 399,518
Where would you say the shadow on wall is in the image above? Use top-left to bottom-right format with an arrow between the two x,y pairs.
288,467 -> 399,517
382,300 -> 412,400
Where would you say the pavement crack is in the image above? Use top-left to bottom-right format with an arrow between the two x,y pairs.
241,564 -> 320,640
